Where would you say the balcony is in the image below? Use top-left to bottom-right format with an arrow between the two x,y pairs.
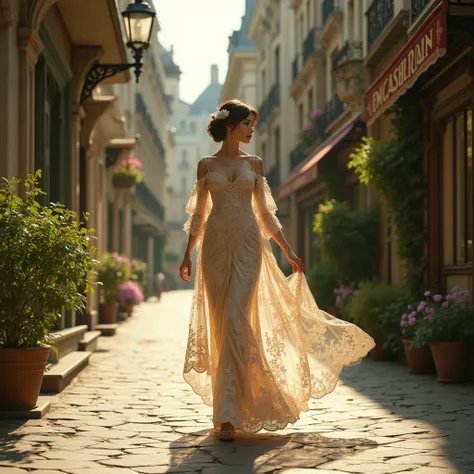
324,94 -> 345,125
366,0 -> 409,66
411,0 -> 430,24
258,98 -> 269,126
136,93 -> 166,160
290,144 -> 307,170
291,30 -> 323,98
333,41 -> 365,113
260,83 -> 280,126
321,0 -> 343,46
135,181 -> 165,221
266,165 -> 280,189
367,0 -> 394,48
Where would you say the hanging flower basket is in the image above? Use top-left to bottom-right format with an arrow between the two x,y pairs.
112,154 -> 143,188
112,173 -> 138,188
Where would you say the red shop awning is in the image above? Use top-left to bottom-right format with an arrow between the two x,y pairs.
277,119 -> 356,199
365,1 -> 448,125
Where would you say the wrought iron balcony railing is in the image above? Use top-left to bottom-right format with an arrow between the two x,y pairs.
367,0 -> 394,49
324,94 -> 345,124
266,165 -> 281,189
136,92 -> 166,160
332,40 -> 363,69
135,181 -> 165,221
292,55 -> 300,82
290,144 -> 307,170
258,98 -> 269,125
322,0 -> 342,25
303,27 -> 318,64
267,83 -> 280,115
411,0 -> 430,23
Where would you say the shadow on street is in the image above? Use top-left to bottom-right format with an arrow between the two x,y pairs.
165,429 -> 376,473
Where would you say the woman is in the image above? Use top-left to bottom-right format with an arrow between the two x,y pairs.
179,99 -> 375,441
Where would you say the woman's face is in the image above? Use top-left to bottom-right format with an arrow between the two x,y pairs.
230,113 -> 256,145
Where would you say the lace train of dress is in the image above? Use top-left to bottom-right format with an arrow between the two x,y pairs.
182,158 -> 375,434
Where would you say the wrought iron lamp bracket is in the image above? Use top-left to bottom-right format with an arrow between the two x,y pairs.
80,50 -> 144,104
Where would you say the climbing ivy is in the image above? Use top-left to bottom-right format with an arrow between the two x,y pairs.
348,92 -> 428,292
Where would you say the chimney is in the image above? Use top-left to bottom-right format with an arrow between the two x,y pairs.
211,64 -> 219,84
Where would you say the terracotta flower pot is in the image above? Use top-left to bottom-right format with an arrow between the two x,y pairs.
430,342 -> 470,383
123,303 -> 134,317
403,340 -> 435,374
99,302 -> 118,324
370,332 -> 389,361
0,344 -> 51,410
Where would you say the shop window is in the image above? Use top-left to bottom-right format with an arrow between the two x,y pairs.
445,110 -> 473,265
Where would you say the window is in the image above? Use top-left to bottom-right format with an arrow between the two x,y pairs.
444,110 -> 473,265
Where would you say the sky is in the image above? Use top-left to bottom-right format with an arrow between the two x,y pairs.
154,0 -> 247,104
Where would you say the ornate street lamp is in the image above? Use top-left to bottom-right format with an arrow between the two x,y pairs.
80,0 -> 156,104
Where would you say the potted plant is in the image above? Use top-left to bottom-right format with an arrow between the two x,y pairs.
0,172 -> 96,410
413,287 -> 474,383
119,280 -> 144,316
333,281 -> 359,321
398,291 -> 439,374
97,253 -> 130,323
346,281 -> 407,361
112,154 -> 143,188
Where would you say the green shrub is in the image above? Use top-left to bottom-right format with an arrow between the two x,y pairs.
0,172 -> 97,348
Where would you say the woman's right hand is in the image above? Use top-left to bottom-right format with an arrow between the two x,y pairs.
179,254 -> 193,282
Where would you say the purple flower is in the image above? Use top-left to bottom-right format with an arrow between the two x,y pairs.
424,290 -> 431,297
310,109 -> 322,119
453,292 -> 461,299
417,301 -> 427,312
400,320 -> 408,327
462,289 -> 471,297
446,294 -> 454,301
409,311 -> 417,319
408,318 -> 416,326
424,307 -> 433,314
442,301 -> 449,308
452,286 -> 460,293
433,294 -> 442,302
401,313 -> 408,320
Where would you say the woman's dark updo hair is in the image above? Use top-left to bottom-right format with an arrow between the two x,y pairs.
206,99 -> 258,143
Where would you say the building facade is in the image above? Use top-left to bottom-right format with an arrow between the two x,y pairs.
164,64 -> 223,288
248,0 -> 367,271
221,0 -> 258,156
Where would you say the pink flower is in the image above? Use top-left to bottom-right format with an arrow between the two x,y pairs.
446,294 -> 454,301
400,320 -> 408,327
310,109 -> 322,119
417,301 -> 427,312
433,294 -> 442,302
409,311 -> 417,319
424,307 -> 433,314
408,318 -> 416,326
424,290 -> 431,297
453,292 -> 461,299
408,305 -> 413,310
452,286 -> 460,293
442,301 -> 449,308
401,313 -> 408,320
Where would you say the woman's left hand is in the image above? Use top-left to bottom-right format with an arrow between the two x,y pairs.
285,249 -> 304,273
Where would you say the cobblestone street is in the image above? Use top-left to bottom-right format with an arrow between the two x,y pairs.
1,290 -> 473,474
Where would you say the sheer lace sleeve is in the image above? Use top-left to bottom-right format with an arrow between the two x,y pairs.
183,176 -> 212,241
252,174 -> 283,239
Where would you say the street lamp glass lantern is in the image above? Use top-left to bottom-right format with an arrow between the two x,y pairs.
122,0 -> 156,51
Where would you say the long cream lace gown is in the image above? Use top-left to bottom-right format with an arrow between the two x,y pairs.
183,156 -> 375,434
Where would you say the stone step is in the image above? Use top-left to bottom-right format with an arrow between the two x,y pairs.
96,323 -> 118,337
49,325 -> 88,363
0,398 -> 51,420
78,330 -> 101,352
41,351 -> 91,393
